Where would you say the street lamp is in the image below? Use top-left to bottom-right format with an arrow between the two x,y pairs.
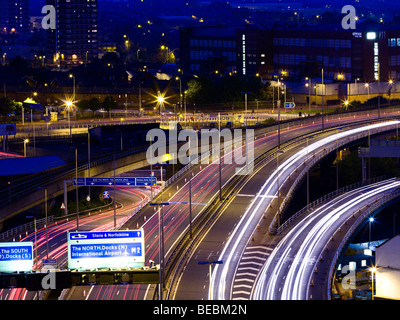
157,93 -> 165,125
23,138 -> 29,157
369,216 -> 375,249
344,100 -> 349,110
198,260 -> 223,297
69,74 -> 75,102
370,266 -> 377,300
305,77 -> 311,114
365,83 -> 370,100
66,100 -> 73,139
26,215 -> 38,271
176,77 -> 182,115
306,136 -> 314,207
38,187 -> 48,259
276,150 -> 284,228
388,79 -> 394,105
150,163 -> 169,300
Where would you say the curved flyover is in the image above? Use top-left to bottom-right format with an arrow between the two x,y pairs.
253,177 -> 400,300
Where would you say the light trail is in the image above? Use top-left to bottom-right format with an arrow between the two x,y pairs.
210,120 -> 400,300
254,178 -> 400,300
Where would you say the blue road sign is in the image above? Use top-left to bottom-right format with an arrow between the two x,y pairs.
67,230 -> 145,270
284,102 -> 295,108
102,191 -> 109,199
135,177 -> 157,186
68,230 -> 143,240
73,177 -> 156,187
0,242 -> 34,272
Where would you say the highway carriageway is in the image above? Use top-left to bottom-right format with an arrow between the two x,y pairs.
129,115 -> 399,300
2,106 -> 399,224
0,107 -> 390,226
253,177 -> 400,300
0,111 -> 399,300
63,109 -> 397,300
168,119 -> 400,300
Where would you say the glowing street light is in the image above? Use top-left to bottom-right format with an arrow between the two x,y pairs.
370,266 -> 377,300
23,138 -> 29,157
65,99 -> 73,138
369,216 -> 375,249
365,83 -> 370,99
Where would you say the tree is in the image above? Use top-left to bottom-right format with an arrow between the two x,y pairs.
76,99 -> 90,111
0,97 -> 16,116
103,96 -> 118,117
89,97 -> 101,116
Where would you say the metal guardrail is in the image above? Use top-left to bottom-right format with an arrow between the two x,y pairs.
269,121 -> 399,234
274,176 -> 388,236
3,106 -> 400,211
0,215 -> 54,241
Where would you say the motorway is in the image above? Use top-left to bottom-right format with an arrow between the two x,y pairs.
174,118 -> 400,300
3,109 -> 400,301
253,178 -> 400,300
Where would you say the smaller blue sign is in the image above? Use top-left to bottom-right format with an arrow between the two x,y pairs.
69,230 -> 142,241
136,177 -> 157,186
284,102 -> 295,108
102,191 -> 109,199
43,259 -> 57,265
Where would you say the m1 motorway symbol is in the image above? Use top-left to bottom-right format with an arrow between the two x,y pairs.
73,177 -> 156,187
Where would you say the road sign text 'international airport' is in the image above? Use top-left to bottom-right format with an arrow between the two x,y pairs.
67,230 -> 145,270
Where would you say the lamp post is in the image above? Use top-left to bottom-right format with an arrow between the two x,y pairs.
241,91 -> 252,126
69,74 -> 76,121
321,68 -> 325,130
365,83 -> 370,100
388,79 -> 394,105
176,76 -> 182,114
277,82 -> 281,148
305,77 -> 311,114
369,216 -> 374,249
335,128 -> 344,192
198,260 -> 223,298
23,138 -> 29,157
276,150 -> 284,228
75,148 -> 79,231
150,163 -> 169,300
26,215 -> 38,270
69,74 -> 75,105
157,92 -> 165,126
38,187 -> 49,259
370,267 -> 377,300
377,62 -> 381,119
66,100 -> 72,140
306,136 -> 314,207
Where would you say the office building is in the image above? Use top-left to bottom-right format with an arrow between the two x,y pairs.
179,23 -> 400,83
0,0 -> 30,35
47,0 -> 98,68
